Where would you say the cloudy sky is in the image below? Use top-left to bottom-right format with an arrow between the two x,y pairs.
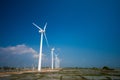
0,0 -> 120,68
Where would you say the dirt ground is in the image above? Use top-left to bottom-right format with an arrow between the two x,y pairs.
0,68 -> 120,80
0,69 -> 60,77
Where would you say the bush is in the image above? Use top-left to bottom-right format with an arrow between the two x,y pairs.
102,66 -> 114,70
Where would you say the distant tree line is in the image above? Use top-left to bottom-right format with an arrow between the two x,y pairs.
0,66 -> 35,72
62,66 -> 115,70
0,66 -> 22,72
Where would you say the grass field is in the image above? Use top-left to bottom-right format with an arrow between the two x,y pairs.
0,68 -> 120,80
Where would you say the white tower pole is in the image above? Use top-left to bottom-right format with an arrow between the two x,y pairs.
57,58 -> 60,68
55,54 -> 58,69
51,48 -> 54,70
55,55 -> 57,69
38,32 -> 43,71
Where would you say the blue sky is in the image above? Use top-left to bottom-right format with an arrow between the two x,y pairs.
0,0 -> 120,68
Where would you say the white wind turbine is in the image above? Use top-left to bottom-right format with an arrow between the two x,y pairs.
55,54 -> 60,69
32,22 -> 49,71
51,48 -> 55,70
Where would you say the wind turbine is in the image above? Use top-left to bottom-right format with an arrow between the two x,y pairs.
32,22 -> 49,71
57,57 -> 60,68
55,54 -> 60,69
55,54 -> 58,69
51,48 -> 55,70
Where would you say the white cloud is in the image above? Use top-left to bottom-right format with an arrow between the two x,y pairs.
0,44 -> 52,67
0,44 -> 38,58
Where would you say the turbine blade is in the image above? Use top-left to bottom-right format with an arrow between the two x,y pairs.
44,32 -> 49,47
32,22 -> 43,30
44,22 -> 47,31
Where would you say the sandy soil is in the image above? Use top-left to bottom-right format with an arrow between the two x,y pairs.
0,69 -> 61,77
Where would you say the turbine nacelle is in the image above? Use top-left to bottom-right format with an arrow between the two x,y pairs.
39,30 -> 45,33
51,48 -> 55,51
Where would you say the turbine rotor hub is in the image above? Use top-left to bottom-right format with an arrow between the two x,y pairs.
39,30 -> 45,33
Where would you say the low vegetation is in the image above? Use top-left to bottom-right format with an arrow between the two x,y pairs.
0,66 -> 120,80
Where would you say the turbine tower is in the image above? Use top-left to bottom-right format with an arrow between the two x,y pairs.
55,54 -> 58,68
51,48 -> 55,70
55,54 -> 60,69
32,22 -> 48,71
